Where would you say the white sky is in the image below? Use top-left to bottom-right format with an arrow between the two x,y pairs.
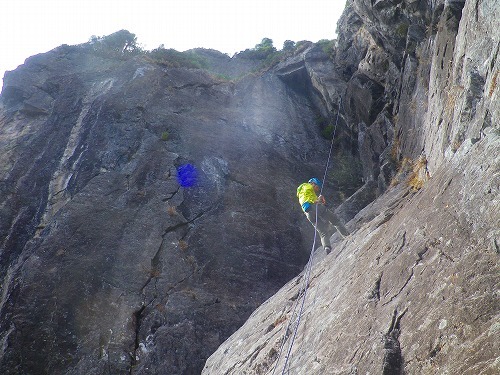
1,0 -> 346,88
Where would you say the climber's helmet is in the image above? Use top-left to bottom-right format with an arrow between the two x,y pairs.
308,178 -> 322,188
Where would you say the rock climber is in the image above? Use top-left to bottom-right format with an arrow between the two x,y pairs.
297,177 -> 349,254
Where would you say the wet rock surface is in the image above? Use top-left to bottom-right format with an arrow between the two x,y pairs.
0,43 -> 355,374
1,0 -> 499,373
203,0 -> 499,374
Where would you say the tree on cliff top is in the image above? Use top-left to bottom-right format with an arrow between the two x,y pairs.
89,29 -> 142,56
237,38 -> 277,60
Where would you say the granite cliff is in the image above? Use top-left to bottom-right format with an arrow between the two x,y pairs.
204,0 -> 499,374
0,32 -> 360,375
0,0 -> 498,374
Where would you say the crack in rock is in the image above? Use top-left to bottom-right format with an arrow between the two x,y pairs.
382,308 -> 407,375
140,210 -> 205,292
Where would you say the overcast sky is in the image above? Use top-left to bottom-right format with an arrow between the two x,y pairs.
1,0 -> 346,88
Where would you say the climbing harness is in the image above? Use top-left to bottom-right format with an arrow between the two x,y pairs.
271,98 -> 342,374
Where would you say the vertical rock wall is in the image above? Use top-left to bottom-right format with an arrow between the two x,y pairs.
0,0 -> 498,373
0,43 -> 349,374
338,0 -> 498,174
203,0 -> 499,374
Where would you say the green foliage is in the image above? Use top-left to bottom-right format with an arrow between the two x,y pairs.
235,37 -> 292,72
89,30 -> 142,57
161,131 -> 169,141
315,114 -> 338,140
321,124 -> 335,139
238,37 -> 278,60
396,23 -> 409,38
210,73 -> 232,82
295,40 -> 312,53
255,38 -> 277,57
86,31 -> 210,70
316,39 -> 335,57
147,46 -> 208,69
283,40 -> 296,52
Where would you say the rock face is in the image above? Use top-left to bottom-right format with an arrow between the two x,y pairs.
203,131 -> 499,375
203,0 -> 499,374
0,39 -> 358,374
0,0 -> 498,374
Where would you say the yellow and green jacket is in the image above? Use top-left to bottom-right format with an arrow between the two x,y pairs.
297,183 -> 317,212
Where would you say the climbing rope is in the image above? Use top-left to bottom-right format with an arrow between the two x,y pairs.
271,216 -> 319,375
272,97 -> 342,375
